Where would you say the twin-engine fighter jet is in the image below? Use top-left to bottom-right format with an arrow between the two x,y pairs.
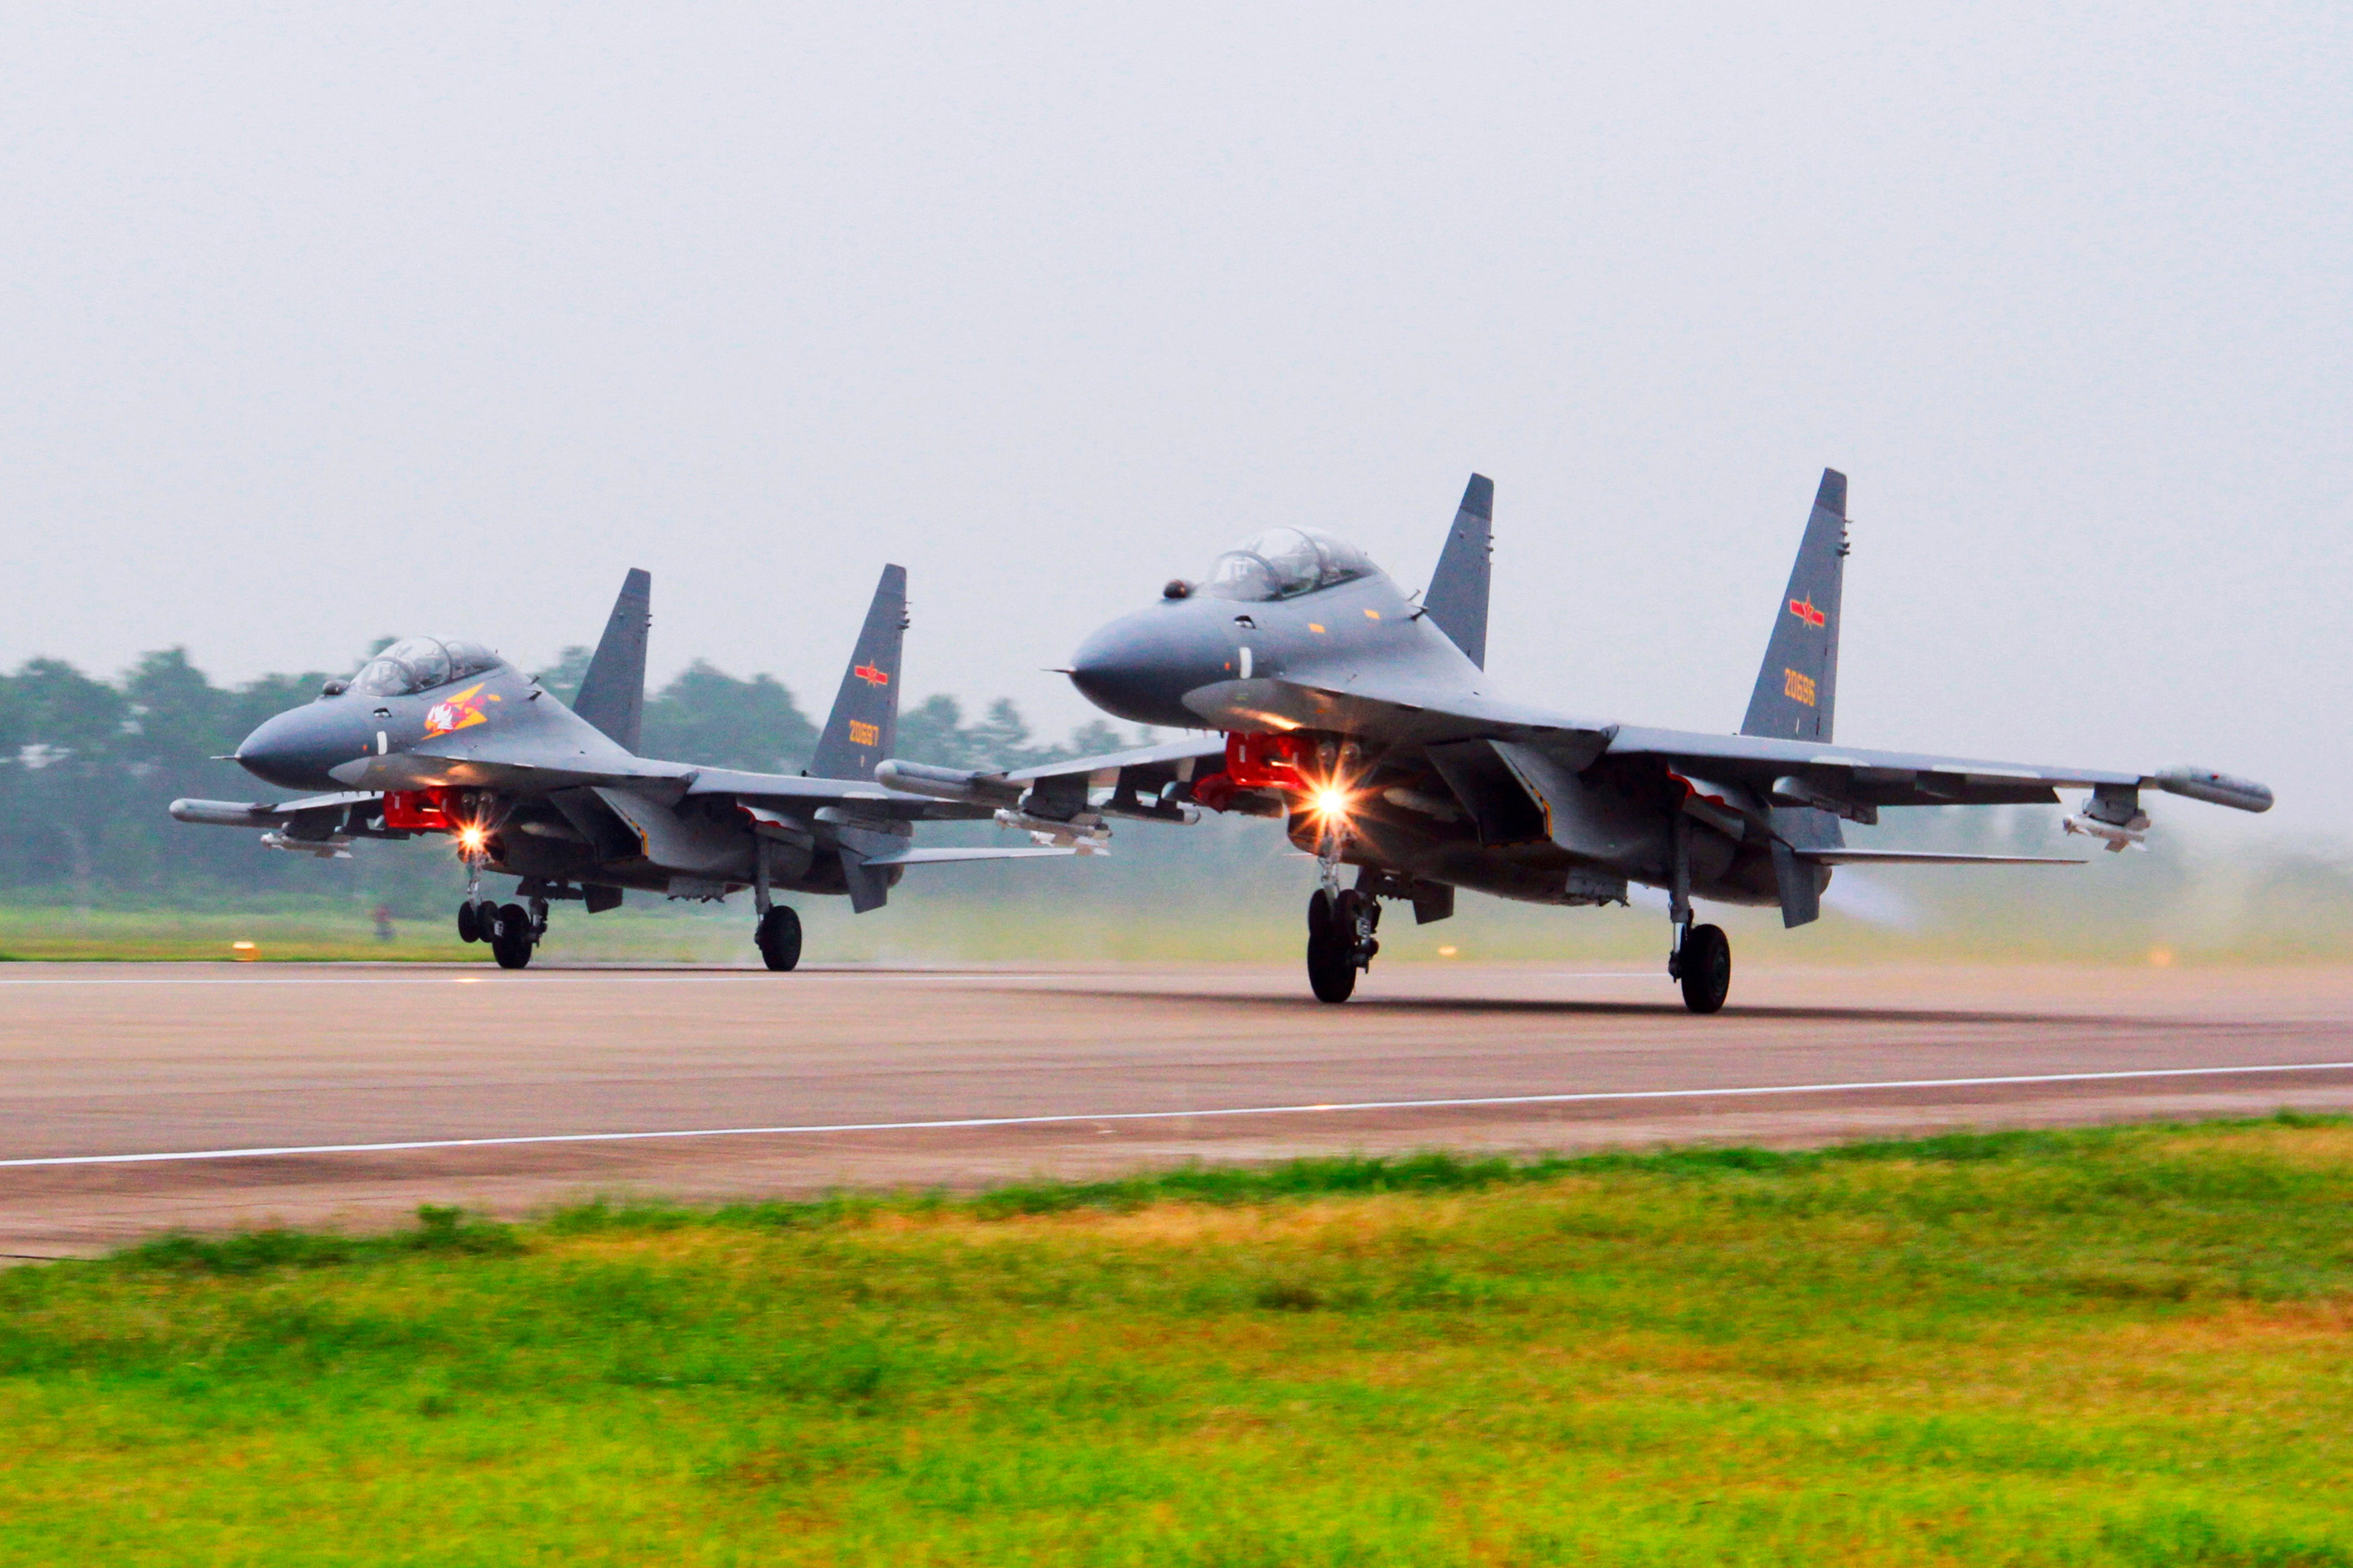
883,471 -> 2272,1012
171,567 -> 1075,969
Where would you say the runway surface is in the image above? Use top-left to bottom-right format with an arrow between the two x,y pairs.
3,960 -> 2350,1256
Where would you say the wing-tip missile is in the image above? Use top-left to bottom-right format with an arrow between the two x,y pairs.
2153,766 -> 2273,814
171,798 -> 268,827
873,759 -> 1023,809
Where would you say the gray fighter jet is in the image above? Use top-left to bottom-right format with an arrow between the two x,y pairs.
171,566 -> 1076,969
879,471 -> 2273,1011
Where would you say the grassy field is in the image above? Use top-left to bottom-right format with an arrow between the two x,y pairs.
3,1121 -> 2351,1564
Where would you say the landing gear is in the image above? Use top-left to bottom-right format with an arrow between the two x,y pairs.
488,902 -> 538,970
750,842 -> 801,972
1303,781 -> 1378,1003
1306,887 -> 1379,1004
1673,923 -> 1730,1014
456,896 -> 503,944
756,906 -> 803,972
1663,816 -> 1730,1013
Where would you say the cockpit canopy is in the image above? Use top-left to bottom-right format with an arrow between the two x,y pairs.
1203,528 -> 1378,602
346,637 -> 503,697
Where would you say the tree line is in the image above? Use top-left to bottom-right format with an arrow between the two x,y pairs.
0,645 -> 1145,905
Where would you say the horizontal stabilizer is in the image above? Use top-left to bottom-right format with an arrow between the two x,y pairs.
1791,849 -> 2083,866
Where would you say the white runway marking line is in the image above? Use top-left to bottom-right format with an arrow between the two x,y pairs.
0,969 -> 1667,989
0,970 -> 1045,988
4,1060 -> 2352,1169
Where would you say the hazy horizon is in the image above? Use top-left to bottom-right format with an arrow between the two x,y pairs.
5,5 -> 2344,841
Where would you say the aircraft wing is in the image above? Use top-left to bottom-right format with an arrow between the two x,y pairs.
876,735 -> 1232,827
1598,726 -> 2272,814
998,735 -> 1230,786
858,846 -> 1078,866
1790,848 -> 2084,866
1154,676 -> 2272,822
681,768 -> 1000,822
328,722 -> 696,795
169,791 -> 380,830
1180,675 -> 1614,761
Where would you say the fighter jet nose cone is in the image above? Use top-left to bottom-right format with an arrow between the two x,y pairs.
1069,606 -> 1228,730
236,707 -> 355,792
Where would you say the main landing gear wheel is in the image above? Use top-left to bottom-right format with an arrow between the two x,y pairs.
456,901 -> 480,944
755,906 -> 803,972
489,902 -> 535,970
1676,923 -> 1730,1014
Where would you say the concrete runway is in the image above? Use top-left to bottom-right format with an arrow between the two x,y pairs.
2,960 -> 2350,1256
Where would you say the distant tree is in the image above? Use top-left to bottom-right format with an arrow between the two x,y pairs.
1065,719 -> 1125,759
893,695 -> 975,767
121,649 -> 234,767
640,661 -> 818,772
533,646 -> 595,707
0,646 -> 1135,902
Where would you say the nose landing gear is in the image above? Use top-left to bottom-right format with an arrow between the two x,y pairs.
479,897 -> 546,970
1305,887 -> 1380,1003
488,902 -> 539,969
1302,781 -> 1379,1004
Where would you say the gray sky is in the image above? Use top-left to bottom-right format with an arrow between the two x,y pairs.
4,4 -> 2345,835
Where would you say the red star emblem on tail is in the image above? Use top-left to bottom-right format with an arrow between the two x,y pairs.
854,663 -> 890,686
1788,597 -> 1827,628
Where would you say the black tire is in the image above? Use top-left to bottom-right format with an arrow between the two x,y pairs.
1306,890 -> 1355,1003
1678,923 -> 1730,1014
756,906 -> 803,972
456,902 -> 479,944
491,903 -> 534,970
1307,889 -> 1336,941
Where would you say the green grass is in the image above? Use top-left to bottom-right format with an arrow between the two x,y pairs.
5,1120 -> 2353,1564
0,904 -> 478,962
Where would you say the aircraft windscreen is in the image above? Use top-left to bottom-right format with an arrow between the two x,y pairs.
1203,528 -> 1376,602
348,637 -> 503,697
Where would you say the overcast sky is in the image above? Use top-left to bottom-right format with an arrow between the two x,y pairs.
3,4 -> 2344,836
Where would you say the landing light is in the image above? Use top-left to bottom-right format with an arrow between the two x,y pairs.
1312,787 -> 1352,821
455,823 -> 488,854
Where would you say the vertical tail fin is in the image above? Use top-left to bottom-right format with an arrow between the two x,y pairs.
573,568 -> 651,753
1422,473 -> 1493,669
809,564 -> 909,781
1740,469 -> 1847,742
1747,469 -> 1848,926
